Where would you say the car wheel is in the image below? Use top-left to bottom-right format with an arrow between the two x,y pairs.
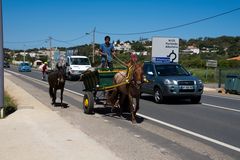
154,88 -> 163,104
191,96 -> 201,104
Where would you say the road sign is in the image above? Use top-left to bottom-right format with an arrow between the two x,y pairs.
206,60 -> 218,68
152,57 -> 170,63
152,37 -> 179,63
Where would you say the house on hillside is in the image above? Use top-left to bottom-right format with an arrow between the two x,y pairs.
114,42 -> 131,51
181,46 -> 200,54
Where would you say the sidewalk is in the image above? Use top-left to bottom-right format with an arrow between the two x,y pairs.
0,73 -> 121,160
203,83 -> 224,93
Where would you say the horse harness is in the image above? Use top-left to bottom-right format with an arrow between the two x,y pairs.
118,64 -> 143,90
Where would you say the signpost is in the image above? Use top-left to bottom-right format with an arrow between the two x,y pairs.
206,60 -> 218,68
152,37 -> 179,63
205,60 -> 218,83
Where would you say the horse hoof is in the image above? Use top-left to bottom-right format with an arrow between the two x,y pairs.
132,119 -> 136,124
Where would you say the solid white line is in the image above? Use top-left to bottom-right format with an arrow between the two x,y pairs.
6,69 -> 240,153
5,70 -> 84,96
202,103 -> 240,113
204,93 -> 240,101
5,70 -> 49,85
137,113 -> 240,153
64,88 -> 84,96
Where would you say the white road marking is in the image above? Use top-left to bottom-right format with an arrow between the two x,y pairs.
6,69 -> 240,153
5,70 -> 84,96
202,103 -> 240,113
137,113 -> 240,153
204,93 -> 240,101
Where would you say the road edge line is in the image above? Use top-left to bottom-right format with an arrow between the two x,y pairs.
137,113 -> 240,153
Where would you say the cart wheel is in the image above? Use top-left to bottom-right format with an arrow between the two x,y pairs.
83,92 -> 94,114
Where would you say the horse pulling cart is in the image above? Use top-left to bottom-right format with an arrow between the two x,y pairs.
80,67 -> 133,114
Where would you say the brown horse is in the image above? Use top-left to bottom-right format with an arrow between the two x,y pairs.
109,62 -> 144,123
48,66 -> 66,107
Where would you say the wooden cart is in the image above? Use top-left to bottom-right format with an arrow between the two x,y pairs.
81,67 -> 133,114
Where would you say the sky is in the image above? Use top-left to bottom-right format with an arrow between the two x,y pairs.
3,0 -> 240,49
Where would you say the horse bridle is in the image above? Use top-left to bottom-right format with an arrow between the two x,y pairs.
57,69 -> 65,85
130,65 -> 144,90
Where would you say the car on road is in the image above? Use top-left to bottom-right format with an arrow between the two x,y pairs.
18,62 -> 32,72
141,61 -> 204,104
3,61 -> 10,68
65,55 -> 92,80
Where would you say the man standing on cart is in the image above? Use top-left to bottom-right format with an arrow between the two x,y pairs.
99,36 -> 115,69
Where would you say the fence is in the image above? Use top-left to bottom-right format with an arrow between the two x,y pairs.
188,68 -> 240,87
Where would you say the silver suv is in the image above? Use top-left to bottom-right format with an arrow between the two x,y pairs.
141,61 -> 204,104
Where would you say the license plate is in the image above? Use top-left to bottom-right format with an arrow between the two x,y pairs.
180,85 -> 193,89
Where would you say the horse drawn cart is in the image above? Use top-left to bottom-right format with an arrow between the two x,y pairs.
80,67 -> 133,114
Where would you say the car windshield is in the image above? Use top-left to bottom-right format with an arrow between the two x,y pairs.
70,58 -> 90,65
155,64 -> 189,76
21,63 -> 30,66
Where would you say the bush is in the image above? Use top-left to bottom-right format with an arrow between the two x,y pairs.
3,92 -> 17,117
188,68 -> 217,83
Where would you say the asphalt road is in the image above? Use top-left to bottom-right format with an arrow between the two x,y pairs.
5,65 -> 240,159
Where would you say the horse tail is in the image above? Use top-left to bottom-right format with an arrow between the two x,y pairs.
49,86 -> 54,98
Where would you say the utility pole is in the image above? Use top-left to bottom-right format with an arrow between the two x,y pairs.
49,36 -> 53,70
23,44 -> 26,62
0,0 -> 4,116
92,27 -> 96,64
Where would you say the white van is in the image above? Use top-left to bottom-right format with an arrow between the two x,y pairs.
65,55 -> 91,80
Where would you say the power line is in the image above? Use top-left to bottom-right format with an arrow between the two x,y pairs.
4,31 -> 92,45
51,38 -> 74,45
4,39 -> 47,44
51,32 -> 93,47
96,7 -> 240,36
52,34 -> 88,44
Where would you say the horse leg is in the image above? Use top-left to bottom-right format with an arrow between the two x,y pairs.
60,88 -> 64,107
52,88 -> 57,106
49,86 -> 53,98
50,87 -> 54,105
134,96 -> 140,117
119,94 -> 127,117
128,94 -> 136,123
108,89 -> 119,112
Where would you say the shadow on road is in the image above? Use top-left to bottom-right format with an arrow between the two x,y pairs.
140,95 -> 200,105
94,105 -> 144,124
53,102 -> 69,108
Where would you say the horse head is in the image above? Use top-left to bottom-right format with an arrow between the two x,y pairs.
131,63 -> 144,89
57,66 -> 66,83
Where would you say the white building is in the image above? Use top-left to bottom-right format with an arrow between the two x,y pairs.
181,46 -> 200,54
114,42 -> 131,51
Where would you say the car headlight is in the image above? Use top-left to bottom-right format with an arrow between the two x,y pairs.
198,79 -> 203,85
164,79 -> 177,85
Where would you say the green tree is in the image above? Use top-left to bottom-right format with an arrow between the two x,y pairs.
227,45 -> 240,57
131,42 -> 145,52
